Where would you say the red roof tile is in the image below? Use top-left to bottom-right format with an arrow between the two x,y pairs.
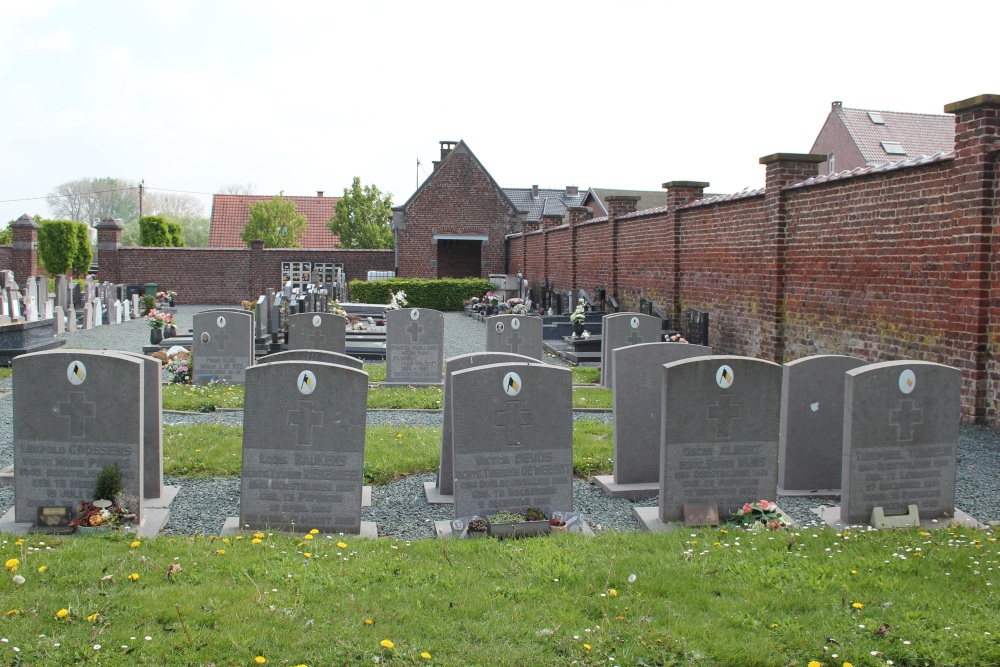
209,194 -> 341,248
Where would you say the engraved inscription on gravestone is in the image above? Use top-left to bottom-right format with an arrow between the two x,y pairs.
485,315 -> 544,360
193,311 -> 253,384
384,308 -> 444,385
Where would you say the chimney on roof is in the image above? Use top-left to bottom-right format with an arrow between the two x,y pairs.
440,140 -> 458,160
316,191 -> 324,197
532,185 -> 539,198
832,101 -> 843,112
565,185 -> 578,196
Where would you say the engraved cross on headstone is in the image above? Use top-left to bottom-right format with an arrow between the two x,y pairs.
307,327 -> 327,346
406,321 -> 423,343
214,328 -> 231,352
707,394 -> 741,439
889,399 -> 923,442
626,331 -> 643,345
495,399 -> 532,447
505,332 -> 524,354
287,400 -> 324,446
57,391 -> 97,439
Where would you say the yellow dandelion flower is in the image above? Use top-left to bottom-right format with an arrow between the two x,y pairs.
55,608 -> 69,619
364,619 -> 374,625
337,542 -> 348,549
4,558 -> 18,572
6,609 -> 19,616
850,570 -> 857,575
87,613 -> 98,622
844,663 -> 854,667
380,639 -> 394,649
255,656 -> 266,664
253,532 -> 265,539
808,662 -> 822,667
252,538 -> 263,544
304,553 -> 312,558
216,549 -> 226,555
309,528 -> 319,535
37,565 -> 47,573
608,588 -> 618,597
236,535 -> 244,540
771,623 -> 779,628
852,602 -> 863,609
303,534 -> 313,541
615,615 -> 625,621
421,652 -> 431,660
128,573 -> 139,581
130,541 -> 141,548
223,538 -> 230,544
584,644 -> 592,650
14,539 -> 23,546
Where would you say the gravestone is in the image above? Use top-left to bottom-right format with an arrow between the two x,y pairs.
123,299 -> 130,321
192,310 -> 254,384
240,361 -> 372,534
450,362 -> 573,518
82,303 -> 93,330
777,355 -> 866,495
485,314 -> 544,361
595,342 -> 712,499
131,293 -> 139,317
254,295 -> 268,340
840,361 -> 961,524
425,352 -> 537,503
53,306 -> 65,334
287,312 -> 346,354
683,308 -> 709,347
600,312 -> 662,388
383,308 -> 445,385
119,352 -> 164,499
92,297 -> 102,327
634,355 -> 782,529
66,305 -> 77,333
261,349 -> 363,370
11,350 -> 145,524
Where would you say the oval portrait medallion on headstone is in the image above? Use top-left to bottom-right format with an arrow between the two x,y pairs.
201,332 -> 211,344
716,364 -> 734,389
898,369 -> 916,394
511,317 -> 520,330
297,370 -> 317,395
503,371 -> 522,396
67,360 -> 87,385
410,308 -> 420,320
630,316 -> 640,329
217,315 -> 226,328
312,315 -> 322,327
495,321 -> 505,334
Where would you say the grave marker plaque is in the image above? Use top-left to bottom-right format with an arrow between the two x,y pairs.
683,308 -> 709,347
841,361 -> 960,524
600,312 -> 662,388
287,312 -> 346,354
192,310 -> 254,384
240,361 -> 368,533
383,308 -> 444,385
451,363 -> 573,518
485,314 -> 543,361
12,350 -> 144,523
658,356 -> 781,523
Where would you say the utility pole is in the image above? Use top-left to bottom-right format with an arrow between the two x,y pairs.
138,179 -> 144,220
416,159 -> 420,189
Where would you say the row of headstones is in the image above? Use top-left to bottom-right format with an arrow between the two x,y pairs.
0,271 -> 52,324
600,343 -> 961,526
251,281 -> 343,345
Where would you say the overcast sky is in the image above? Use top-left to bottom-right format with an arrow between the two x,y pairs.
1,0 -> 994,225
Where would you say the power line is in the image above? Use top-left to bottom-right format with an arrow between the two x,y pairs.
0,186 -> 138,204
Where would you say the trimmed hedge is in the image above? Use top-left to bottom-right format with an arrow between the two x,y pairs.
38,220 -> 79,275
348,278 -> 494,311
140,215 -> 185,247
72,222 -> 92,275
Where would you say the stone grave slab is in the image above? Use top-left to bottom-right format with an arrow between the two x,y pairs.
424,352 -> 537,504
836,360 -> 962,526
239,360 -> 373,534
777,355 -> 865,496
485,315 -> 544,361
261,349 -> 362,370
600,312 -> 661,388
595,342 -> 711,500
192,310 -> 253,384
11,350 -> 145,525
288,312 -> 346,354
635,355 -> 782,530
119,352 -> 164,499
450,362 -> 573,519
383,308 -> 444,386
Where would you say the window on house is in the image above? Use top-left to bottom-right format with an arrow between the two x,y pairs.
828,153 -> 835,174
868,111 -> 886,125
881,141 -> 906,155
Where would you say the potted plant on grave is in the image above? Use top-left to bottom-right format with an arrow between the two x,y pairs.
549,516 -> 568,534
485,291 -> 500,316
466,516 -> 489,539
666,333 -> 688,343
487,509 -> 551,539
69,463 -> 137,533
144,309 -> 174,344
140,294 -> 156,316
164,351 -> 191,384
728,499 -> 788,531
385,289 -> 407,312
507,297 -> 527,314
569,298 -> 587,338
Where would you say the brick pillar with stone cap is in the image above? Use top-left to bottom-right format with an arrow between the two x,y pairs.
662,181 -> 710,322
96,217 -> 123,283
11,214 -> 39,283
606,196 -> 640,303
566,206 -> 592,292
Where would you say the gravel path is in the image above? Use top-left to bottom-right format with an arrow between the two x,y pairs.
1,310 -> 997,538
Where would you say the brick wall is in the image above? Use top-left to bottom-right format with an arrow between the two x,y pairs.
0,246 -> 12,273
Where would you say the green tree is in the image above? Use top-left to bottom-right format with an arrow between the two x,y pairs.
240,192 -> 307,248
37,220 -> 79,275
139,215 -> 172,246
327,177 -> 394,249
72,222 -> 92,276
0,220 -> 13,245
174,215 -> 210,247
167,221 -> 185,247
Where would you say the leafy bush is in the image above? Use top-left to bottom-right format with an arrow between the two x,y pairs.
72,222 -> 92,275
167,221 -> 185,247
139,215 -> 172,246
37,220 -> 79,275
348,278 -> 493,311
93,462 -> 123,502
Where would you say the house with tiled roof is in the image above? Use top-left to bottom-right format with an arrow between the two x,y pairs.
580,188 -> 671,217
209,192 -> 341,248
502,185 -> 589,224
810,101 -> 954,176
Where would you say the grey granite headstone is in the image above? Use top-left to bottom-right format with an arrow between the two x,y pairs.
119,352 -> 164,499
66,305 -> 77,333
425,352 -> 537,503
287,312 -> 346,354
648,355 -> 782,525
52,305 -> 65,334
384,308 -> 444,386
841,360 -> 960,524
484,315 -> 544,361
254,296 -> 268,339
451,362 -> 573,518
82,303 -> 93,330
12,350 -> 144,523
777,355 -> 866,495
600,312 -> 661,388
192,310 -> 254,384
240,361 -> 368,533
54,275 -> 69,313
595,342 -> 712,499
261,349 -> 362,370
